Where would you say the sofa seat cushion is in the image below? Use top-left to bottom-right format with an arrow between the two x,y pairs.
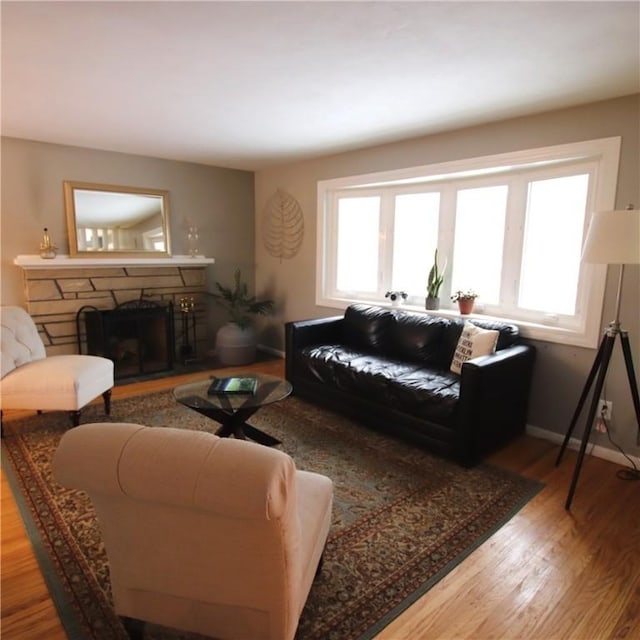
297,344 -> 418,390
297,345 -> 459,424
387,369 -> 460,424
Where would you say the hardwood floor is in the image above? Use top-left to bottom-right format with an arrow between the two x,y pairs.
2,359 -> 639,639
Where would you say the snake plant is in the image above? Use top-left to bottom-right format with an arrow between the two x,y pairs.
427,249 -> 446,299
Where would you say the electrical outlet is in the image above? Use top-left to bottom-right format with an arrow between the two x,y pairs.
597,399 -> 612,421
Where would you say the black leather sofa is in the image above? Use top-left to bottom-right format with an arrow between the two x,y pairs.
285,304 -> 536,466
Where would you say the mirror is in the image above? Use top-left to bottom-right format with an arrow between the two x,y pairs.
64,181 -> 171,257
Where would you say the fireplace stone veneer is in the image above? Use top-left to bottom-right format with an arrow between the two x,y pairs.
13,255 -> 214,359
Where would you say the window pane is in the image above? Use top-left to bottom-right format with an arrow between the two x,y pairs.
392,193 -> 440,294
519,174 -> 589,315
336,196 -> 380,292
451,186 -> 507,304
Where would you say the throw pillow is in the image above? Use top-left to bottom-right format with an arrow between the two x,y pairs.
450,321 -> 499,375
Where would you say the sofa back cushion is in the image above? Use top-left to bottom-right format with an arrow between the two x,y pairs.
387,311 -> 446,364
343,304 -> 393,352
342,304 -> 520,367
1,306 -> 47,379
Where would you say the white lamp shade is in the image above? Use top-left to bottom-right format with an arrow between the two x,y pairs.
581,208 -> 640,264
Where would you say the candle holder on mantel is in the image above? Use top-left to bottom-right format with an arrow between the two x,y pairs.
187,226 -> 199,257
39,228 -> 58,259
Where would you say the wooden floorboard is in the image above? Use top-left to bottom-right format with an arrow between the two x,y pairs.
2,358 -> 639,639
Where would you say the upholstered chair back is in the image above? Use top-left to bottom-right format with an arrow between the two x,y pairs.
53,422 -> 333,640
1,306 -> 46,379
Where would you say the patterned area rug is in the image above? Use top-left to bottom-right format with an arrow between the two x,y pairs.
2,392 -> 542,640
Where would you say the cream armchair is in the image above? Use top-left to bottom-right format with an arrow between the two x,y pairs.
52,422 -> 334,640
0,306 -> 113,431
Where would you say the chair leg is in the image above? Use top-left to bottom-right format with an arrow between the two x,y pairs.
120,616 -> 145,640
103,389 -> 112,415
70,410 -> 81,427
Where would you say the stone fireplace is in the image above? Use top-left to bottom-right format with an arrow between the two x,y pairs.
14,255 -> 214,369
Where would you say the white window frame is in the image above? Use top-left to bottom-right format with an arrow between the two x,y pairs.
316,137 -> 621,348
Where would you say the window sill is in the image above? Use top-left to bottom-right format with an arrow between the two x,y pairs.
317,297 -> 599,349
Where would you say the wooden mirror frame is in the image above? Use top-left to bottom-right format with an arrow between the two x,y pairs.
64,181 -> 172,257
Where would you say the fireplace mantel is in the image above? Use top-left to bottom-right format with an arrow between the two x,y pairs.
14,254 -> 214,270
15,254 -> 213,357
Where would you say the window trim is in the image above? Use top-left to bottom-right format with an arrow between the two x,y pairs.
316,137 -> 621,348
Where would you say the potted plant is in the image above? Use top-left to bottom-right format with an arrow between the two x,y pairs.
210,268 -> 274,365
426,249 -> 446,310
451,290 -> 478,315
385,290 -> 408,307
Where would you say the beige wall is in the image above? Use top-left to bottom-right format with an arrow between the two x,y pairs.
254,95 -> 640,455
2,98 -> 638,456
0,137 -> 255,347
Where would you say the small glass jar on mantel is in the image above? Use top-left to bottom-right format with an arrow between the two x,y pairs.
187,226 -> 199,257
39,228 -> 58,259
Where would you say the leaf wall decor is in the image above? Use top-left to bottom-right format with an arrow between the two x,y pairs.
262,188 -> 304,260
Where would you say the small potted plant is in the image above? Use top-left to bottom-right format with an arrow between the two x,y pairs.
426,249 -> 446,310
385,290 -> 408,307
451,289 -> 478,315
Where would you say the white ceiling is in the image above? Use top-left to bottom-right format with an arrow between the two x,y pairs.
2,1 -> 639,171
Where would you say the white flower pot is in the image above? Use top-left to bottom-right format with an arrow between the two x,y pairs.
215,322 -> 257,365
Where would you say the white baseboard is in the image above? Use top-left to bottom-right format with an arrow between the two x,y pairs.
526,424 -> 640,468
257,345 -> 285,359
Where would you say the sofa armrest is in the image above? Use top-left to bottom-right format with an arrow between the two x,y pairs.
456,344 -> 536,465
285,316 -> 344,381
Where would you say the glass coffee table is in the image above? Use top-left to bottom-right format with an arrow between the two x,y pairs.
173,373 -> 292,446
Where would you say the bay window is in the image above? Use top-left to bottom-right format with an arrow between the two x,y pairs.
317,137 -> 621,347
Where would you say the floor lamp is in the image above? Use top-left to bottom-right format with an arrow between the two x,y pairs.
556,206 -> 640,510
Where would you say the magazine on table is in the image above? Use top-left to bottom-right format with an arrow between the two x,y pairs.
207,376 -> 258,396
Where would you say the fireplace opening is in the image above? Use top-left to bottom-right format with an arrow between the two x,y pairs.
78,301 -> 175,379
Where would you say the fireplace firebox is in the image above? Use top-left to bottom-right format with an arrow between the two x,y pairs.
78,301 -> 175,379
